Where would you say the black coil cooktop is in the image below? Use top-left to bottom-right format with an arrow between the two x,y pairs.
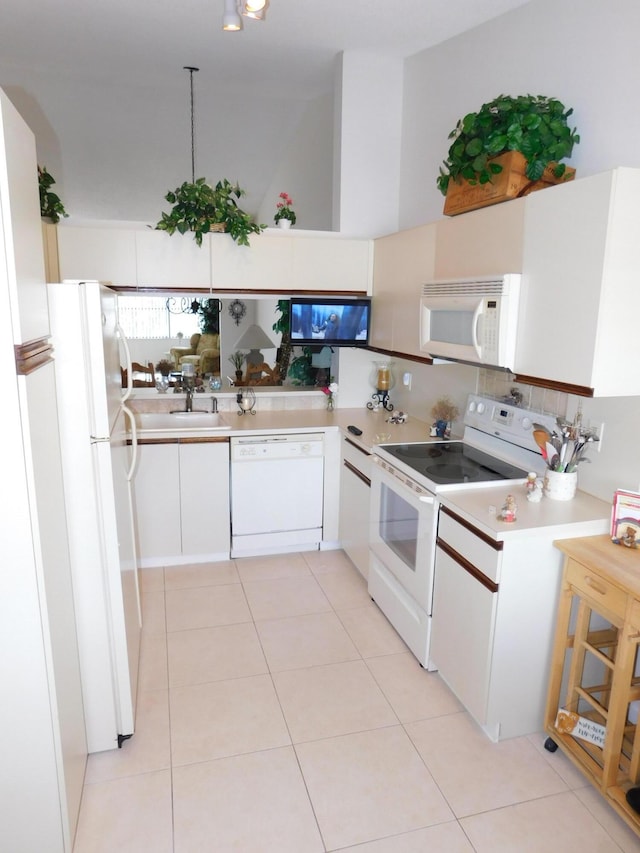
379,441 -> 529,486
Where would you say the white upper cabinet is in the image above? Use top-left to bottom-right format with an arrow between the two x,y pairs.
291,234 -> 372,293
0,90 -> 49,343
371,223 -> 436,355
516,168 -> 640,396
57,225 -> 137,287
55,224 -> 372,294
136,229 -> 211,288
212,229 -> 372,293
211,230 -> 293,290
434,198 -> 525,279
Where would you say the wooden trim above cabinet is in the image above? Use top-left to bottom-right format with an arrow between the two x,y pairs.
15,337 -> 54,375
366,345 -> 434,365
112,286 -> 367,297
513,373 -> 595,398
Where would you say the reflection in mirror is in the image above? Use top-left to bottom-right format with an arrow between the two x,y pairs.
116,294 -> 325,387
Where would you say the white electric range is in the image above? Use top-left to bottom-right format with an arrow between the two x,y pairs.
368,394 -> 557,667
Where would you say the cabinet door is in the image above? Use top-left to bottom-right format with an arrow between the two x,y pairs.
57,226 -> 137,287
338,440 -> 371,578
211,231 -> 293,291
292,235 -> 372,293
180,441 -> 230,558
517,169 -> 640,396
0,90 -> 49,343
430,545 -> 497,725
434,199 -> 525,279
136,230 -> 211,288
371,223 -> 436,355
133,442 -> 181,564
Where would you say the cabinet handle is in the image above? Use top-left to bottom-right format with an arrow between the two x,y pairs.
584,575 -> 607,596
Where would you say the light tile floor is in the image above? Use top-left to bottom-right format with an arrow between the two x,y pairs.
74,550 -> 640,852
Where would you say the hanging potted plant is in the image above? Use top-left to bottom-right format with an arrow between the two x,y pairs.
156,178 -> 265,247
436,94 -> 579,216
38,166 -> 68,223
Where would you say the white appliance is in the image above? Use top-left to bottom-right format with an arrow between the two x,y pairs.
420,274 -> 521,369
230,433 -> 324,557
369,394 -> 556,667
48,280 -> 141,753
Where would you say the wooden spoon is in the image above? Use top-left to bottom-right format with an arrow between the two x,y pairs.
532,428 -> 549,460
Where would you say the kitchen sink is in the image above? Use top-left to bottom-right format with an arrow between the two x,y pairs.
134,411 -> 231,431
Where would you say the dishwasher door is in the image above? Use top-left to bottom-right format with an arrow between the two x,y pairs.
230,434 -> 325,557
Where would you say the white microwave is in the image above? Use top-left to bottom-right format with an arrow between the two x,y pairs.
419,274 -> 521,369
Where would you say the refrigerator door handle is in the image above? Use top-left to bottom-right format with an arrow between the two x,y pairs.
117,323 -> 134,403
121,403 -> 138,482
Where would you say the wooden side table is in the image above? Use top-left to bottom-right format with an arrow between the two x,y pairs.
544,535 -> 640,836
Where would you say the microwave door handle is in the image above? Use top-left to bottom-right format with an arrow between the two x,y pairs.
472,301 -> 484,359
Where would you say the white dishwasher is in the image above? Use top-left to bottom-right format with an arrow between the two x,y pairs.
230,433 -> 325,557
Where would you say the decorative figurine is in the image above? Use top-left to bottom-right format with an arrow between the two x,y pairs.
526,472 -> 543,503
499,494 -> 518,522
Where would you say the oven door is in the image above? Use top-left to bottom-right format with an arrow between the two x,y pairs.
369,459 -> 437,612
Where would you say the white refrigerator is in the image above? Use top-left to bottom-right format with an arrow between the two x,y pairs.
48,279 -> 141,753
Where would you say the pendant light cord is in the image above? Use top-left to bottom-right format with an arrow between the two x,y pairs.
183,66 -> 199,183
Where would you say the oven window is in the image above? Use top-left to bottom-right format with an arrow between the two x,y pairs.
429,310 -> 474,346
378,483 -> 419,570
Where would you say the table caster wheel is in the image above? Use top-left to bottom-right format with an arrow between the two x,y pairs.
544,737 -> 558,753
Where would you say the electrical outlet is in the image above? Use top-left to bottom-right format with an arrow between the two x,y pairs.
402,372 -> 412,390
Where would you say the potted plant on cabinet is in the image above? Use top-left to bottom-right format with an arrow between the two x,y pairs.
156,177 -> 265,247
436,94 -> 580,215
38,166 -> 68,223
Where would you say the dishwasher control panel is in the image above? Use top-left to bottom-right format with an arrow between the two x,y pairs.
231,434 -> 325,461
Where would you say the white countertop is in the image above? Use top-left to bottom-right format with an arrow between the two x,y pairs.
439,482 -> 610,542
130,394 -> 611,539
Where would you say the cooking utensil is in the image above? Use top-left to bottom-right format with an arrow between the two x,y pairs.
532,428 -> 550,460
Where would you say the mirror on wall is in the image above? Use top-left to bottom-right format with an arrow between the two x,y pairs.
116,293 -> 323,387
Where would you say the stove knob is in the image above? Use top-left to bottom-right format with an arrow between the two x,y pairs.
468,401 -> 476,413
522,417 -> 532,430
476,402 -> 485,414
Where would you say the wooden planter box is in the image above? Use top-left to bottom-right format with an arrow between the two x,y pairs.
443,150 -> 576,216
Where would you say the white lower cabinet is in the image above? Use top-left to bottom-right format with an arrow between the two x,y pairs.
338,437 -> 371,577
430,507 -> 576,741
133,439 -> 230,566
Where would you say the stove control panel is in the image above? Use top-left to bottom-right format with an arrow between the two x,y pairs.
465,394 -> 557,452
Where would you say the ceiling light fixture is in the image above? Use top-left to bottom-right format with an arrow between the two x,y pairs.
222,0 -> 269,31
222,0 -> 242,31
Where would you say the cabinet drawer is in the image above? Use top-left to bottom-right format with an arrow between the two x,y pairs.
342,438 -> 371,482
438,509 -> 502,584
565,558 -> 627,619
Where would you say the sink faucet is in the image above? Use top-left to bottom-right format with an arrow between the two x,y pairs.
185,380 -> 194,412
211,396 -> 218,413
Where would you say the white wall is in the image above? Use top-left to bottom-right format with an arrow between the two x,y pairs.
335,347 -> 477,435
400,0 -> 640,228
0,70 -> 322,225
333,52 -> 404,237
257,94 -> 334,231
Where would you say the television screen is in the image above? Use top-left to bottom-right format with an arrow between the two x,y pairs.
289,297 -> 371,347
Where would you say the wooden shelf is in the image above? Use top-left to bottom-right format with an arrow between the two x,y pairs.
544,535 -> 640,837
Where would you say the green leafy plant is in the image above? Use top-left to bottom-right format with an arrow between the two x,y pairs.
274,191 -> 296,225
436,94 -> 580,195
156,177 -> 265,247
228,350 -> 245,371
197,298 -> 220,334
38,166 -> 68,223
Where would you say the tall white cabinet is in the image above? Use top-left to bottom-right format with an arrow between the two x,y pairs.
0,89 -> 86,852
